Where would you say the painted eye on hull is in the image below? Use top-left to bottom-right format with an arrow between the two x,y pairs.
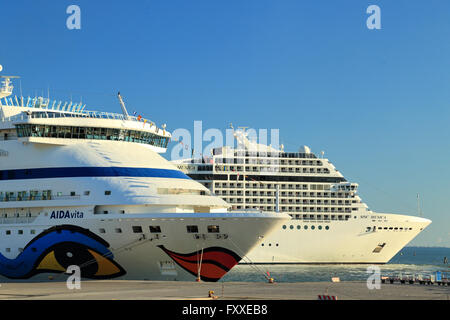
36,242 -> 125,279
0,225 -> 126,280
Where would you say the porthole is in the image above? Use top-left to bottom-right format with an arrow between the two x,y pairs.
304,225 -> 308,230
311,226 -> 315,230
290,225 -> 294,230
325,226 -> 329,230
318,226 -> 322,230
282,225 -> 287,229
297,225 -> 301,230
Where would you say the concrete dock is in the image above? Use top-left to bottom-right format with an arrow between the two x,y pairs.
0,280 -> 448,300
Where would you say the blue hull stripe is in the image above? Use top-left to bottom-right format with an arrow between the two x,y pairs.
0,167 -> 191,181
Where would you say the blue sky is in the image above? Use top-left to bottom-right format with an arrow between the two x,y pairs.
1,0 -> 449,247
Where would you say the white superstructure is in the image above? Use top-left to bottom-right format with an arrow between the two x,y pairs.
0,70 -> 289,281
174,128 -> 431,264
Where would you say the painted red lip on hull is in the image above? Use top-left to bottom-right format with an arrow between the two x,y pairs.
158,245 -> 241,282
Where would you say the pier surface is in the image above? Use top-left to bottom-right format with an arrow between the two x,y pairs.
0,280 -> 448,300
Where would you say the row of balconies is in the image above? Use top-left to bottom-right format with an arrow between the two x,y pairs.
214,158 -> 323,166
224,197 -> 353,206
214,166 -> 330,174
214,190 -> 354,198
230,205 -> 353,214
214,184 -> 347,192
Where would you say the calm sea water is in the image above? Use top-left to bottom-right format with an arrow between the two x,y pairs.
222,247 -> 450,282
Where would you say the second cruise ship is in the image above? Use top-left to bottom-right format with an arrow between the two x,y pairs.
174,127 -> 432,264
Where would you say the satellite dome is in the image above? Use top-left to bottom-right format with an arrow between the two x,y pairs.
299,145 -> 311,153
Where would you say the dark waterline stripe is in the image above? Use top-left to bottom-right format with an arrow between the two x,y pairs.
0,167 -> 190,181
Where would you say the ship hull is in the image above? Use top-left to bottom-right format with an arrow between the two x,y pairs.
244,212 -> 431,264
0,212 -> 288,282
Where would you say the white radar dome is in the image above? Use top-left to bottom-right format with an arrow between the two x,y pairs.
299,145 -> 311,153
0,65 -> 3,72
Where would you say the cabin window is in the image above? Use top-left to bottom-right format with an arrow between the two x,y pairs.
132,226 -> 143,233
115,228 -> 122,233
149,226 -> 161,233
186,225 -> 199,233
99,228 -> 106,233
105,191 -> 111,195
207,225 -> 220,233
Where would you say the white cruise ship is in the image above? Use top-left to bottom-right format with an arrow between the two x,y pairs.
0,69 -> 289,282
174,127 -> 432,264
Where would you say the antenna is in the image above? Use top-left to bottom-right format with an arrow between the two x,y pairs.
417,193 -> 422,217
117,92 -> 130,120
0,74 -> 20,99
